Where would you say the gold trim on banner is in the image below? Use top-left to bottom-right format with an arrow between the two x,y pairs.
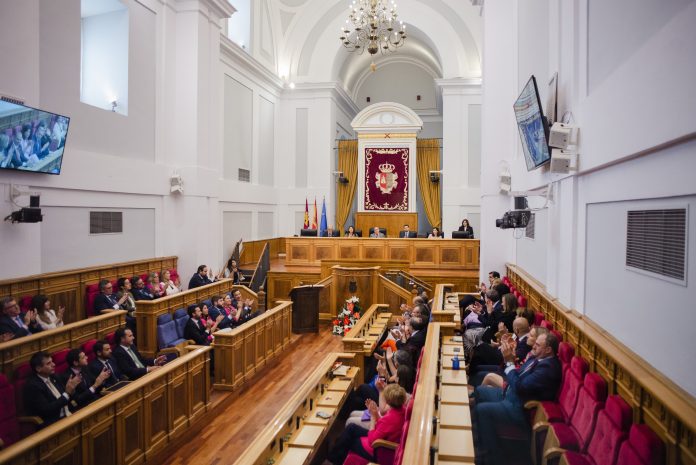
358,133 -> 418,139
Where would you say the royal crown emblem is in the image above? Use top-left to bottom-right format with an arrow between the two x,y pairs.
375,162 -> 398,194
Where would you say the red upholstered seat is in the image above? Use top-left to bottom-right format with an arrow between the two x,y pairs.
169,269 -> 179,282
513,290 -> 521,298
541,320 -> 554,330
551,329 -> 564,342
0,374 -> 20,448
563,395 -> 633,465
503,277 -> 511,285
52,348 -> 70,375
535,312 -> 545,326
616,424 -> 665,465
548,373 -> 608,453
539,356 -> 588,424
85,283 -> 100,317
558,343 -> 575,372
518,295 -> 528,308
13,363 -> 33,416
105,331 -> 117,349
82,339 -> 98,362
18,295 -> 33,313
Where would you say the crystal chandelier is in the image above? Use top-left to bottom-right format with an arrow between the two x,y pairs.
339,0 -> 407,71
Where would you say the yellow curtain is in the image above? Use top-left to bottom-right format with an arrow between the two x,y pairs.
336,140 -> 358,233
417,139 -> 441,229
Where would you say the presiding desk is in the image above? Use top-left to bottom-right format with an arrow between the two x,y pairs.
284,237 -> 479,271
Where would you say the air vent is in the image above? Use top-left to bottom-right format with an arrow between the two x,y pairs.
525,213 -> 535,239
626,208 -> 687,283
238,168 -> 250,182
90,211 -> 123,234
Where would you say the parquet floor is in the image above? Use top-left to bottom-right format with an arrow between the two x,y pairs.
162,325 -> 344,465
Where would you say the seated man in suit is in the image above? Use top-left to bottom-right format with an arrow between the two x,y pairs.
184,304 -> 214,346
131,276 -> 154,301
473,332 -> 562,465
394,312 -> 428,365
113,328 -> 166,380
0,296 -> 42,340
23,351 -> 83,426
208,295 -> 233,329
398,224 -> 416,238
59,349 -> 111,409
369,226 -> 385,238
89,339 -> 127,389
188,264 -> 216,289
322,225 -> 340,237
93,279 -> 132,314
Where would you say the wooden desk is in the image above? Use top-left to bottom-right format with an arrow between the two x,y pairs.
342,303 -> 392,384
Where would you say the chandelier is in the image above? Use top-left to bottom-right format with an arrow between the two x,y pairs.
339,0 -> 407,71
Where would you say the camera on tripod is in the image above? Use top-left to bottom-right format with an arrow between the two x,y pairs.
495,196 -> 531,230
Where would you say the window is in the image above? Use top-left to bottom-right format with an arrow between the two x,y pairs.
626,208 -> 687,283
227,0 -> 250,51
81,0 -> 129,114
90,211 -> 123,234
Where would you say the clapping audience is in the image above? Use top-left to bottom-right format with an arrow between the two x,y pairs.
0,296 -> 43,340
32,295 -> 65,331
188,264 -> 216,289
160,269 -> 181,295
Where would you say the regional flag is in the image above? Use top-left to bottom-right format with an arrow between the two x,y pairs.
311,197 -> 318,229
303,198 -> 309,228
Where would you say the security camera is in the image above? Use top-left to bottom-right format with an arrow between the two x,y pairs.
495,196 -> 531,229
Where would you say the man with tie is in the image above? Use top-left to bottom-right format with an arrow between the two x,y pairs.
59,349 -> 111,409
473,332 -> 562,465
23,351 -> 83,426
398,224 -> 416,238
0,296 -> 42,339
89,340 -> 127,389
112,328 -> 166,380
93,280 -> 131,314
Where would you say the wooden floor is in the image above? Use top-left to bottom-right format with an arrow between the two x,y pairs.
162,324 -> 344,465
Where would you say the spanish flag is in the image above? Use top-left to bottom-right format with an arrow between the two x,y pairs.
311,197 -> 318,229
303,198 -> 309,228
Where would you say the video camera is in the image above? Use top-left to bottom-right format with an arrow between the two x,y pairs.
495,196 -> 531,229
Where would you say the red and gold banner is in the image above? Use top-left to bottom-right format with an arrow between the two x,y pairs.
364,147 -> 409,211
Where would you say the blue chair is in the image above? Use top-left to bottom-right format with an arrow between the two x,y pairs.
201,299 -> 213,309
156,313 -> 188,357
173,308 -> 190,341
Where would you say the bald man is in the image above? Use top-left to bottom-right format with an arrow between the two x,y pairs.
513,317 -> 532,362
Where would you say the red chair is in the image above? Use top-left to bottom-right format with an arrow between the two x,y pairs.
540,373 -> 608,464
503,277 -> 511,285
509,285 -> 517,294
52,348 -> 70,375
541,320 -> 554,331
559,395 -> 633,465
0,374 -> 20,448
518,296 -> 528,308
13,363 -> 33,415
82,339 -> 98,362
616,424 -> 665,465
513,290 -> 521,298
535,312 -> 545,326
85,283 -> 101,317
105,331 -> 117,349
18,295 -> 33,313
551,330 -> 564,342
557,343 -> 575,375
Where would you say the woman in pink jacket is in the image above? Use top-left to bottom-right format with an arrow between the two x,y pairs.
323,384 -> 407,465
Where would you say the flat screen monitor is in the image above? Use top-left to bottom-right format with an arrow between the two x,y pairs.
452,231 -> 473,239
513,76 -> 550,171
300,228 -> 318,237
0,100 -> 70,175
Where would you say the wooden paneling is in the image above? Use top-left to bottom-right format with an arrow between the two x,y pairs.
355,212 -> 418,238
213,301 -> 293,391
0,256 -> 177,322
135,279 -> 239,358
507,264 -> 696,465
0,311 -> 126,382
267,271 -> 321,304
0,347 -> 211,465
379,276 -> 412,313
284,237 -> 479,271
240,238 -> 285,266
319,259 -> 410,279
342,303 -> 392,384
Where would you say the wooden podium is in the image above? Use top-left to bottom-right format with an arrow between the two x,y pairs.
289,284 -> 323,333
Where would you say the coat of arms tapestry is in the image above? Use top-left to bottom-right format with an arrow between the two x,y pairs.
364,147 -> 409,211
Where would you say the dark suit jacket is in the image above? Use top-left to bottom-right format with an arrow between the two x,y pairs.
505,356 -> 562,406
188,273 -> 213,289
458,226 -> 474,238
113,344 -> 153,380
516,334 -> 532,362
209,306 -> 232,329
132,288 -> 154,301
398,231 -> 417,238
93,293 -> 119,313
23,373 -> 72,426
0,313 -> 42,338
184,318 -> 210,345
58,368 -> 99,408
89,357 -> 124,387
396,328 -> 428,363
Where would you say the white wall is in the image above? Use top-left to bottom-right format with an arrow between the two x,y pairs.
355,62 -> 437,112
223,76 -> 253,180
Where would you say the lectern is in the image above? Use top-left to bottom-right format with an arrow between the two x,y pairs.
289,284 -> 323,333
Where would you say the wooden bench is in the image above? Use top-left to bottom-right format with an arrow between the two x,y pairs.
342,303 -> 392,384
431,283 -> 460,324
0,310 -> 126,381
233,352 -> 359,465
213,300 -> 293,391
0,346 -> 212,465
0,256 -> 177,322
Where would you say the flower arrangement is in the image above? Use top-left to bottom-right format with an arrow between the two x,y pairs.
332,296 -> 362,335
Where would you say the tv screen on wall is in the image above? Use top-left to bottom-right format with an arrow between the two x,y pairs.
513,76 -> 551,171
0,100 -> 70,175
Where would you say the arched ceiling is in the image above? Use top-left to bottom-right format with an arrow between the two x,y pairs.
268,0 -> 482,94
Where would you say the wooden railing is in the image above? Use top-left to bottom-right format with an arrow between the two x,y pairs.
135,279 -> 238,358
378,275 -> 413,313
233,352 -> 359,465
382,269 -> 433,295
342,303 -> 392,384
0,346 -> 212,465
240,238 -> 285,266
506,264 -> 696,465
249,242 -> 270,294
317,275 -> 334,322
0,256 -> 178,322
213,300 -> 293,391
431,283 -> 458,324
0,311 -> 127,381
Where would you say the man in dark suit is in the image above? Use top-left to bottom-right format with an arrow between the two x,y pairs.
477,289 -> 503,343
93,279 -> 130,313
58,349 -> 111,409
0,296 -> 42,340
474,332 -> 562,465
395,313 -> 428,365
398,224 -> 416,238
112,328 -> 166,380
131,276 -> 154,301
188,264 -> 215,289
23,351 -> 83,426
89,339 -> 127,389
184,304 -> 211,345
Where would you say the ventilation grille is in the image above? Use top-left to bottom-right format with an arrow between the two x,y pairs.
238,168 -> 250,182
90,211 -> 123,234
626,208 -> 687,282
525,213 -> 536,239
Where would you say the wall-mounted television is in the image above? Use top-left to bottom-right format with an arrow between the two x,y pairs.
513,76 -> 550,171
0,100 -> 70,175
